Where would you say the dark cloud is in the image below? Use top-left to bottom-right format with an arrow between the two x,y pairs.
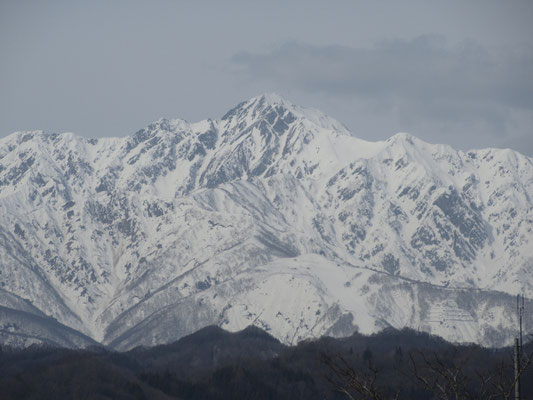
232,36 -> 533,154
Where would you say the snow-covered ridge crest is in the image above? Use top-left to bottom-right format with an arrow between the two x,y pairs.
0,94 -> 532,349
221,93 -> 351,135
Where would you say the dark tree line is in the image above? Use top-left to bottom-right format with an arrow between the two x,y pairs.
0,326 -> 531,399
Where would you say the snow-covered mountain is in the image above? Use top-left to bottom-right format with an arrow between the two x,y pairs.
1,94 -> 532,349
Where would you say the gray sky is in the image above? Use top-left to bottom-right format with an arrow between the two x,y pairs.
1,0 -> 532,155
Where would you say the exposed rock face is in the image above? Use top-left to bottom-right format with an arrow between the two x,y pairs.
1,94 -> 532,349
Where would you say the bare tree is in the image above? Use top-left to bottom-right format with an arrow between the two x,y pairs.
323,346 -> 533,400
408,347 -> 533,400
322,353 -> 399,400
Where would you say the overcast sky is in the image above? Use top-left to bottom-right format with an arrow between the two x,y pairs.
1,0 -> 532,155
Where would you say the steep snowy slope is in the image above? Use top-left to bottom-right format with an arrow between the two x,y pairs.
0,94 -> 532,349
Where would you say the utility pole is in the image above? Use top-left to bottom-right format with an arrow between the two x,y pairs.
514,338 -> 521,400
514,294 -> 525,400
517,294 -> 524,354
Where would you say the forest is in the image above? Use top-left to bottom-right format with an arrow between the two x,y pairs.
0,326 -> 531,399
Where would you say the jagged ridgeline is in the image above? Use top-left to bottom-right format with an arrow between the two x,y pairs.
0,94 -> 532,349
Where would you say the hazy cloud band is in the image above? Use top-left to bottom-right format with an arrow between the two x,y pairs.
232,36 -> 533,154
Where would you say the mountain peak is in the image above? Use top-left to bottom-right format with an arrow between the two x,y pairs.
221,93 -> 293,121
222,93 -> 350,135
387,132 -> 416,144
254,92 -> 289,107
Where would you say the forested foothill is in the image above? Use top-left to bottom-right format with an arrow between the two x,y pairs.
0,326 -> 531,399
